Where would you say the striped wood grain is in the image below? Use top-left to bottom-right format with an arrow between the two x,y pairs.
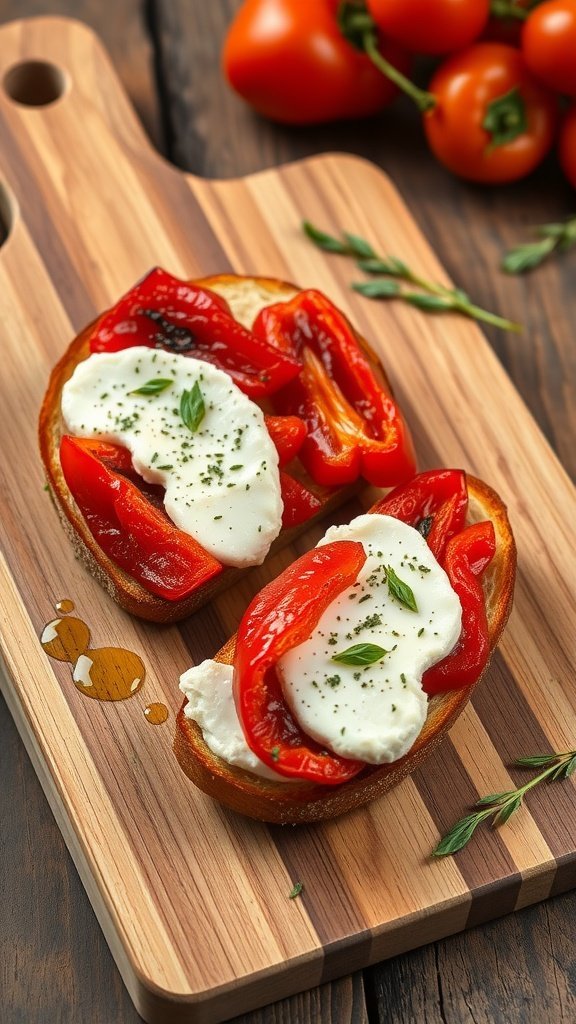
0,16 -> 574,1024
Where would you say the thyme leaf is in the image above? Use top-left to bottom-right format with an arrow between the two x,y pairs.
502,216 -> 576,274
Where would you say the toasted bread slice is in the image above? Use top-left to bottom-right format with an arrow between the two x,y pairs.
39,274 -> 394,623
174,476 -> 516,824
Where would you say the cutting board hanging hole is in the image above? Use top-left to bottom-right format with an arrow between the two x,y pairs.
0,182 -> 16,248
3,60 -> 67,107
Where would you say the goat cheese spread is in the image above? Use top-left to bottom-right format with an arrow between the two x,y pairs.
61,347 -> 283,567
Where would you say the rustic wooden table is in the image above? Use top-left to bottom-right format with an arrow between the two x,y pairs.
1,3 -> 575,1022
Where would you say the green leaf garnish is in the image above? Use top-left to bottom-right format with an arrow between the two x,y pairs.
270,745 -> 280,762
433,813 -> 487,857
302,221 -> 350,254
332,643 -> 388,666
434,747 -> 576,857
502,216 -> 576,274
343,231 -> 376,259
352,279 -> 401,299
288,881 -> 303,899
180,381 -> 205,433
385,566 -> 418,612
357,255 -> 409,277
129,378 -> 173,396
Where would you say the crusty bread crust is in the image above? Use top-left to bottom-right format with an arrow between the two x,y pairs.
38,274 -> 379,623
174,476 -> 516,824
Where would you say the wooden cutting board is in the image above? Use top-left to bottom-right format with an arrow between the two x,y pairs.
1,16 -> 575,1024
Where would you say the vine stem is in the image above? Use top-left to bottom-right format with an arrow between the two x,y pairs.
362,30 -> 436,113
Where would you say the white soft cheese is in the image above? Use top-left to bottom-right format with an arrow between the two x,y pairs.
276,515 -> 462,764
180,513 -> 462,779
61,347 -> 283,567
179,661 -> 290,782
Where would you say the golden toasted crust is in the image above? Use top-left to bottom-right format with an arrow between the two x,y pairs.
38,274 -> 376,623
174,476 -> 516,823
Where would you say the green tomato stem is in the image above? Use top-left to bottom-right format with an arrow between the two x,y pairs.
490,0 -> 530,20
453,300 -> 522,333
362,31 -> 436,114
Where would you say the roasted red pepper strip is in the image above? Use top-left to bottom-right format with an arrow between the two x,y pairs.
233,541 -> 367,783
264,414 -> 307,467
279,471 -> 322,528
373,469 -> 469,563
90,268 -> 302,399
60,436 -> 222,601
423,521 -> 495,695
254,290 -> 416,486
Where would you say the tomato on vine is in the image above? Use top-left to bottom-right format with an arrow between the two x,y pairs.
522,0 -> 576,97
222,0 -> 410,125
423,44 -> 558,183
366,0 -> 490,55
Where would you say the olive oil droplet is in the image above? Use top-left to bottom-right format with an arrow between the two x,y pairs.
56,598 -> 75,614
144,702 -> 169,725
41,602 -> 145,702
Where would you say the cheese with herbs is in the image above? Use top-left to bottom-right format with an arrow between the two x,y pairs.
180,513 -> 462,779
61,347 -> 283,567
277,515 -> 462,763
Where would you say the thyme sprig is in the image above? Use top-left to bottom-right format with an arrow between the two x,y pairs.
434,749 -> 576,857
303,221 -> 520,333
502,216 -> 576,273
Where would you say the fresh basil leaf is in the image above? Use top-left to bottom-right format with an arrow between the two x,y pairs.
386,566 -> 418,612
331,643 -> 388,666
180,381 -> 205,433
129,377 -> 173,396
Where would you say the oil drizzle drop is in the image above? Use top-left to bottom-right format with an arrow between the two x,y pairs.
40,600 -> 145,702
144,702 -> 169,725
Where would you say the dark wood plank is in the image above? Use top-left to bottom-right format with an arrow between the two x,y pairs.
367,894 -> 576,1023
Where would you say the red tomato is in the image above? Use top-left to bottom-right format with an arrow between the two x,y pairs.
366,0 -> 490,55
424,43 -> 558,183
558,102 -> 576,185
522,0 -> 576,97
222,0 -> 410,124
